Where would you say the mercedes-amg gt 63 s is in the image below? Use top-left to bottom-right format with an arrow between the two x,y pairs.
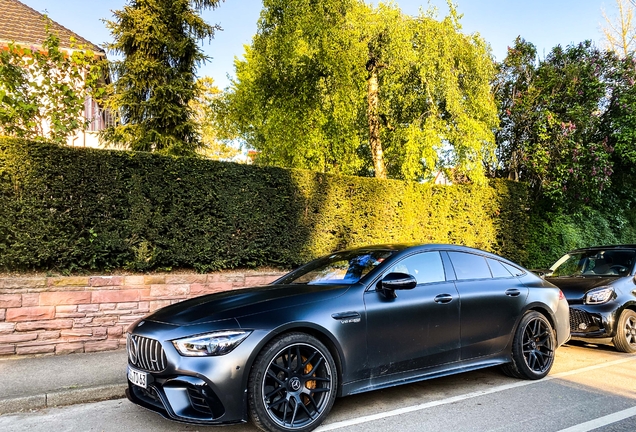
544,245 -> 636,353
126,244 -> 569,432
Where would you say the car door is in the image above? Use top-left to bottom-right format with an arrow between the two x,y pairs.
364,251 -> 460,378
446,251 -> 529,360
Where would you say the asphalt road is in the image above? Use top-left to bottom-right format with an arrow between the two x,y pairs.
1,341 -> 635,432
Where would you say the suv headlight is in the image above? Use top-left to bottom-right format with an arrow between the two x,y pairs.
584,286 -> 615,305
172,330 -> 251,356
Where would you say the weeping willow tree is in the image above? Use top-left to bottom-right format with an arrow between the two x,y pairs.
218,0 -> 498,182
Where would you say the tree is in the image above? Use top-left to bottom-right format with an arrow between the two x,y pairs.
604,53 -> 636,208
0,26 -> 103,144
190,77 -> 238,160
495,40 -> 618,207
493,37 -> 540,181
602,0 -> 636,58
101,0 -> 223,156
219,0 -> 365,175
221,0 -> 498,182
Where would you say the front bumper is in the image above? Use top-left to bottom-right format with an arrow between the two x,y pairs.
126,373 -> 245,425
569,304 -> 620,339
124,321 -> 268,425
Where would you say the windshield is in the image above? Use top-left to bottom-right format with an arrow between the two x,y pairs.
278,250 -> 395,285
550,249 -> 635,277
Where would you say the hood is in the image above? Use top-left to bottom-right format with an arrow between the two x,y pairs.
144,283 -> 350,326
546,276 -> 617,300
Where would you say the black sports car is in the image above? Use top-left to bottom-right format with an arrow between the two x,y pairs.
125,244 -> 569,432
544,245 -> 636,353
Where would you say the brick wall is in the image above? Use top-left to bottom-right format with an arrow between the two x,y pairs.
0,271 -> 284,357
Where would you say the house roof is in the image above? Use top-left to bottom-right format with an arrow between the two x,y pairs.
0,0 -> 105,54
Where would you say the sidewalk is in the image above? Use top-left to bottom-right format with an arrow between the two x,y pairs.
0,350 -> 128,415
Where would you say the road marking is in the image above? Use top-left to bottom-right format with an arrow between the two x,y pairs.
555,406 -> 636,432
316,355 -> 636,431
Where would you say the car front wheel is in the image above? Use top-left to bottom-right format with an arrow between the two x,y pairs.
613,309 -> 636,353
502,310 -> 555,380
248,332 -> 338,432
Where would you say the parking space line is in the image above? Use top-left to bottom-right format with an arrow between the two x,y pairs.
555,406 -> 636,432
316,355 -> 636,431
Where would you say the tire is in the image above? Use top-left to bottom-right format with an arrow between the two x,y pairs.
612,309 -> 636,353
248,332 -> 338,432
502,311 -> 556,380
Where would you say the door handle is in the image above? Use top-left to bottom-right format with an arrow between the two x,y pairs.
505,289 -> 521,297
434,294 -> 453,304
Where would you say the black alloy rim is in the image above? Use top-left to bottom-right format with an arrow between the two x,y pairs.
624,315 -> 636,346
262,343 -> 333,429
522,317 -> 554,373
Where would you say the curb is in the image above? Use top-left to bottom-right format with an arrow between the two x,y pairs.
0,383 -> 126,415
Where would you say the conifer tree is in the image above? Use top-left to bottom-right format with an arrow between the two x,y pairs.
102,0 -> 222,155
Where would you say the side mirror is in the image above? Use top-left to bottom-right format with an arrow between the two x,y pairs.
378,272 -> 417,299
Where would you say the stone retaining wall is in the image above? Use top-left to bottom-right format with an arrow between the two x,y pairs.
0,271 -> 285,357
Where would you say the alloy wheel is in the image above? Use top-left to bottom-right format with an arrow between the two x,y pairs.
521,316 -> 555,373
262,343 -> 334,429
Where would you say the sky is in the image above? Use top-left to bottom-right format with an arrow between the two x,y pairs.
19,0 -> 614,89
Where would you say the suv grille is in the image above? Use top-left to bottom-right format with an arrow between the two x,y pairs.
127,334 -> 167,372
570,308 -> 594,333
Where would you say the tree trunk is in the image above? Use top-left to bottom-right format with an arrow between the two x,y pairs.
367,65 -> 387,179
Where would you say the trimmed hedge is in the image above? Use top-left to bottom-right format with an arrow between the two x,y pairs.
0,138 -> 633,272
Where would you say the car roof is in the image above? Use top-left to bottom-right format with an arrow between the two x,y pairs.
337,243 -> 518,263
567,245 -> 636,253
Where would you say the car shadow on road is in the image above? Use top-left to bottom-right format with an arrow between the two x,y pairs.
564,339 -> 619,353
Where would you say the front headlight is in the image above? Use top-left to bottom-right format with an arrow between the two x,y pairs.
585,286 -> 615,305
172,330 -> 251,356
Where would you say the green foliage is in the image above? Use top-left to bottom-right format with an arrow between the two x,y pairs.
101,0 -> 222,156
525,208 -> 636,269
0,138 -> 564,273
220,0 -> 498,182
218,0 -> 364,174
495,39 -> 619,208
190,77 -> 239,160
0,25 -> 103,144
607,56 -> 636,166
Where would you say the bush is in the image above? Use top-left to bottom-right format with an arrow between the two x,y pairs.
525,209 -> 636,269
1,138 -> 633,272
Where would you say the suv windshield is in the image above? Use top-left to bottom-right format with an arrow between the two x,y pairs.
550,249 -> 635,277
278,250 -> 395,285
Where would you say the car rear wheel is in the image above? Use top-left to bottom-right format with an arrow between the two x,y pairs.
248,332 -> 338,432
613,309 -> 636,353
502,311 -> 555,380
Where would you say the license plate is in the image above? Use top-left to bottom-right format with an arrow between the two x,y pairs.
127,366 -> 147,389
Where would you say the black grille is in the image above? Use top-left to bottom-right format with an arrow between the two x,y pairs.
187,388 -> 214,415
132,384 -> 164,410
570,308 -> 594,333
127,334 -> 167,372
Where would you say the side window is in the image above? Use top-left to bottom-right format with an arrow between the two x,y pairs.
386,252 -> 446,285
502,262 -> 525,277
487,258 -> 513,278
448,252 -> 492,280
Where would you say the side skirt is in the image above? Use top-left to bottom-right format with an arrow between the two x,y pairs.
340,355 -> 510,396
